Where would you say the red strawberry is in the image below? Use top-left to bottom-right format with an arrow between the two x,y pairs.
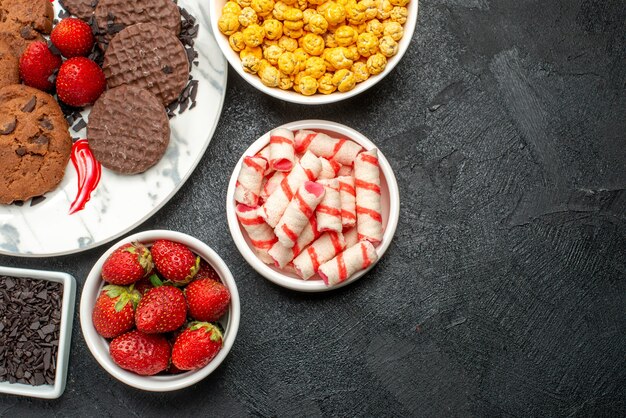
109,330 -> 171,376
185,279 -> 230,322
50,18 -> 94,58
19,41 -> 62,91
195,260 -> 220,281
171,322 -> 223,370
56,57 -> 106,107
92,285 -> 142,339
102,242 -> 153,285
135,285 -> 187,334
151,240 -> 200,284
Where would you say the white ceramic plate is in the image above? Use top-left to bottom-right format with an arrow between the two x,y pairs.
226,120 -> 400,292
0,1 -> 227,257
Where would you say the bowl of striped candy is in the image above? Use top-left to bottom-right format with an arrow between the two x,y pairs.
226,120 -> 399,292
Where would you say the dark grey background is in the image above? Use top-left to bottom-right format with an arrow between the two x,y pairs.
1,0 -> 625,416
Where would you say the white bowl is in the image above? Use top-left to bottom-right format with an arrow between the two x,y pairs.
79,230 -> 240,392
209,0 -> 419,105
226,120 -> 400,292
0,266 -> 76,399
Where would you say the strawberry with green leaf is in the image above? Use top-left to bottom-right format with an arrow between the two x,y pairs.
92,285 -> 142,339
171,322 -> 223,370
102,242 -> 153,285
150,240 -> 200,284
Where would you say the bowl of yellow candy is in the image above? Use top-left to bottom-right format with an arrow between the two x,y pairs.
209,0 -> 418,105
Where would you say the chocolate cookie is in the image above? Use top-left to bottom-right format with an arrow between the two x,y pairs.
0,30 -> 46,57
103,23 -> 189,105
87,85 -> 170,175
0,39 -> 18,89
95,0 -> 181,48
59,0 -> 99,21
0,85 -> 72,205
0,0 -> 54,35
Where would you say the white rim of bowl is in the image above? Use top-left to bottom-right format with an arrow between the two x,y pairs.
209,1 -> 419,105
226,120 -> 400,292
79,230 -> 240,392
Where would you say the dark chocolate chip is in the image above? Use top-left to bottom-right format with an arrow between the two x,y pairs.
21,96 -> 37,113
0,116 -> 16,135
32,135 -> 49,145
15,147 -> 27,156
20,26 -> 36,40
30,196 -> 46,207
39,118 -> 53,130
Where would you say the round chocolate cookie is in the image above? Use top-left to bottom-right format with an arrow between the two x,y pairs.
95,0 -> 181,48
60,0 -> 99,21
0,0 -> 54,35
103,23 -> 189,105
0,39 -> 19,89
0,85 -> 72,205
0,30 -> 46,57
88,85 -> 170,175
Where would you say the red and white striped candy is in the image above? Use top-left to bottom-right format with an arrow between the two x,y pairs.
260,171 -> 286,202
294,130 -> 363,166
234,156 -> 267,207
236,204 -> 278,264
337,165 -> 353,177
318,157 -> 342,180
354,149 -> 383,244
255,145 -> 274,175
260,151 -> 322,227
337,175 -> 357,229
275,182 -> 325,248
318,240 -> 378,286
269,128 -> 296,172
316,179 -> 343,233
268,215 -> 320,268
293,232 -> 346,280
343,227 -> 358,248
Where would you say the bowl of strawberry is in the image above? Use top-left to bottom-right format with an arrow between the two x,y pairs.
79,230 -> 240,392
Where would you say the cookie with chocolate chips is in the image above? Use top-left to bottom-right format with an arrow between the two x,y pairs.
0,0 -> 54,35
0,30 -> 46,58
0,39 -> 18,89
0,85 -> 72,205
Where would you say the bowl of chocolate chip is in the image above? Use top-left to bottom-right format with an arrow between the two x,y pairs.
0,266 -> 76,399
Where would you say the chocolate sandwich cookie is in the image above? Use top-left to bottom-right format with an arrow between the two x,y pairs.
59,0 -> 99,21
0,0 -> 54,35
95,0 -> 181,48
0,85 -> 72,205
103,23 -> 189,106
87,85 -> 170,175
0,30 -> 45,58
0,39 -> 19,89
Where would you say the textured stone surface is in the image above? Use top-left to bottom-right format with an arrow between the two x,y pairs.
1,0 -> 625,415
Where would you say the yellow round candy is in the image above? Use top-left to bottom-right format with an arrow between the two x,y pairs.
278,72 -> 294,89
258,63 -> 281,87
366,52 -> 387,75
229,32 -> 246,52
263,19 -> 284,40
334,25 -> 357,46
378,35 -> 398,57
283,19 -> 304,31
264,44 -> 285,65
297,75 -> 318,95
303,8 -> 317,23
352,61 -> 369,82
277,51 -> 299,74
243,24 -> 265,47
324,47 -> 353,70
332,69 -> 356,92
345,1 -> 366,25
318,73 -> 337,94
323,32 -> 337,48
278,35 -> 299,51
241,55 -> 261,73
300,33 -> 325,56
304,56 -> 326,78
359,0 -> 378,20
377,0 -> 392,20
236,0 -> 252,7
283,7 -> 304,21
218,13 -> 240,36
324,3 -> 346,25
346,45 -> 360,61
383,21 -> 404,41
293,48 -> 310,72
356,32 -> 378,57
240,45 -> 263,59
223,1 -> 243,15
390,6 -> 408,24
272,1 -> 289,19
238,7 -> 258,27
251,0 -> 275,16
365,18 -> 383,36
